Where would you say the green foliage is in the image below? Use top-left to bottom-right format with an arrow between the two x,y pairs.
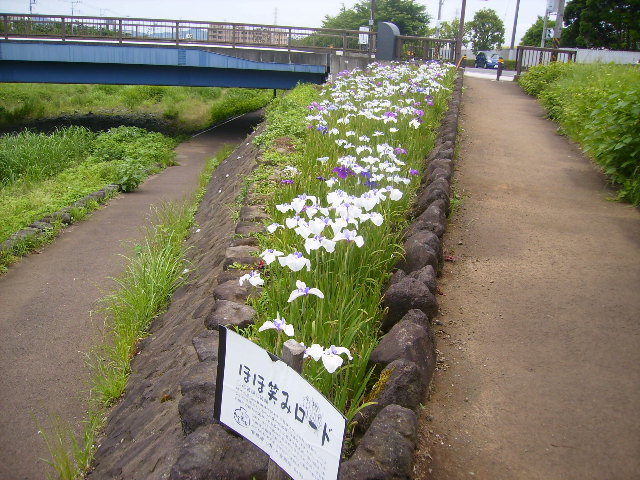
89,126 -> 177,167
0,127 -> 95,186
114,161 -> 146,192
437,18 -> 466,43
254,85 -> 320,147
322,0 -> 431,36
0,83 -> 259,132
519,16 -> 556,47
520,63 -> 640,205
467,8 -> 505,53
563,0 -> 640,50
209,88 -> 272,126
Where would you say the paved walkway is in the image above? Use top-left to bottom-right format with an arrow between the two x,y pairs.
0,112 -> 261,480
414,76 -> 640,479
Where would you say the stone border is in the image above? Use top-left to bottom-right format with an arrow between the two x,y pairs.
0,184 -> 120,254
169,73 -> 464,479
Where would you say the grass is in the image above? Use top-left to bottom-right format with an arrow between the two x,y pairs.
41,146 -> 232,479
519,62 -> 640,205
0,84 -> 273,132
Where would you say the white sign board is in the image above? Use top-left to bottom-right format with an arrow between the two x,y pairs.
214,327 -> 346,480
359,26 -> 370,45
546,0 -> 559,13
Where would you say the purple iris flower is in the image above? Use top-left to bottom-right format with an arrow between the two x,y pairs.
414,109 -> 425,117
333,165 -> 356,179
394,147 -> 407,155
317,125 -> 328,134
365,180 -> 379,188
409,169 -> 420,176
384,111 -> 398,118
281,179 -> 294,184
316,176 -> 326,181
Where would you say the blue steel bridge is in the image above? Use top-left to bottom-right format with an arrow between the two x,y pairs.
0,14 -> 455,89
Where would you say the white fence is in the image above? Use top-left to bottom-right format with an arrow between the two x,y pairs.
464,47 -> 640,65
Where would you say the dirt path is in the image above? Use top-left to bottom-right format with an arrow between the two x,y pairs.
413,76 -> 640,479
0,112 -> 261,480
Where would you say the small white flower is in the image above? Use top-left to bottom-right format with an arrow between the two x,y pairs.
267,223 -> 283,234
287,280 -> 324,302
258,312 -> 294,337
317,156 -> 330,163
260,248 -> 283,265
239,271 -> 264,287
333,229 -> 364,247
302,343 -> 324,361
321,345 -> 353,373
389,127 -> 399,133
278,252 -> 311,272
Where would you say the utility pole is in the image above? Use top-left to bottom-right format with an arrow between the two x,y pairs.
435,0 -> 445,38
552,0 -> 565,48
29,0 -> 37,15
509,0 -> 520,49
455,0 -> 467,64
70,0 -> 81,17
370,0 -> 376,28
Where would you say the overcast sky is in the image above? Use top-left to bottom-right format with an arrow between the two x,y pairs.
2,0 -> 555,45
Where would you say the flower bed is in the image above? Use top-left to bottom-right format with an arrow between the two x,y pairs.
169,62 -> 464,479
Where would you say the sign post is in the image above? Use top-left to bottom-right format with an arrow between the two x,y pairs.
214,327 -> 346,480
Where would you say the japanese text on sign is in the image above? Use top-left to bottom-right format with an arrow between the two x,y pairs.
215,328 -> 346,480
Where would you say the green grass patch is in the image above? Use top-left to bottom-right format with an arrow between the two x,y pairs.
0,84 -> 272,132
519,63 -> 640,205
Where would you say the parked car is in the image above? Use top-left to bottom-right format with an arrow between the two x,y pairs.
474,52 -> 500,69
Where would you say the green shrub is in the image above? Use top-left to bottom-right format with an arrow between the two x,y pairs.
519,63 -> 640,205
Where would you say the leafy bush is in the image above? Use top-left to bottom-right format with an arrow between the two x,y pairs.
114,160 -> 147,192
519,63 -> 640,205
90,126 -> 177,167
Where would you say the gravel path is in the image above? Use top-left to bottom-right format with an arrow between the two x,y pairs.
0,112 -> 262,480
413,77 -> 640,479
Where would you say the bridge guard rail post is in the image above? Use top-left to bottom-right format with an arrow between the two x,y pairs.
3,15 -> 8,40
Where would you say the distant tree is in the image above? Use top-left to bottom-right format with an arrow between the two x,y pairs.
520,16 -> 556,47
467,8 -> 505,53
437,18 -> 468,44
321,0 -> 431,36
562,0 -> 639,51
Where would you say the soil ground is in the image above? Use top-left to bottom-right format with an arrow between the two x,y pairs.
413,76 -> 640,479
0,112 -> 261,480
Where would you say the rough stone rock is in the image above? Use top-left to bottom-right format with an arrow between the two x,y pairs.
403,229 -> 441,264
339,458 -> 386,480
371,311 -> 436,384
204,300 -> 256,330
427,158 -> 453,176
388,269 -> 407,286
192,330 -> 219,362
412,181 -> 450,219
239,205 -> 269,222
354,360 -> 425,433
178,361 -> 218,435
406,203 -> 447,239
216,269 -> 245,285
235,221 -> 265,236
343,405 -> 417,480
382,277 -> 438,330
428,166 -> 452,184
409,265 -> 437,294
222,245 -> 260,269
397,238 -> 438,275
30,221 -> 52,231
440,132 -> 457,144
212,279 -> 259,304
192,297 -> 216,320
230,237 -> 259,247
170,424 -> 269,480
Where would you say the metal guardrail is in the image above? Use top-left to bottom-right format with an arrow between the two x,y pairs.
396,35 -> 456,62
515,46 -> 577,77
0,13 -> 377,55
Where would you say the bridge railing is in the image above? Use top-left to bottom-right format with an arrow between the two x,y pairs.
1,13 -> 376,55
396,35 -> 456,62
515,45 -> 577,77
